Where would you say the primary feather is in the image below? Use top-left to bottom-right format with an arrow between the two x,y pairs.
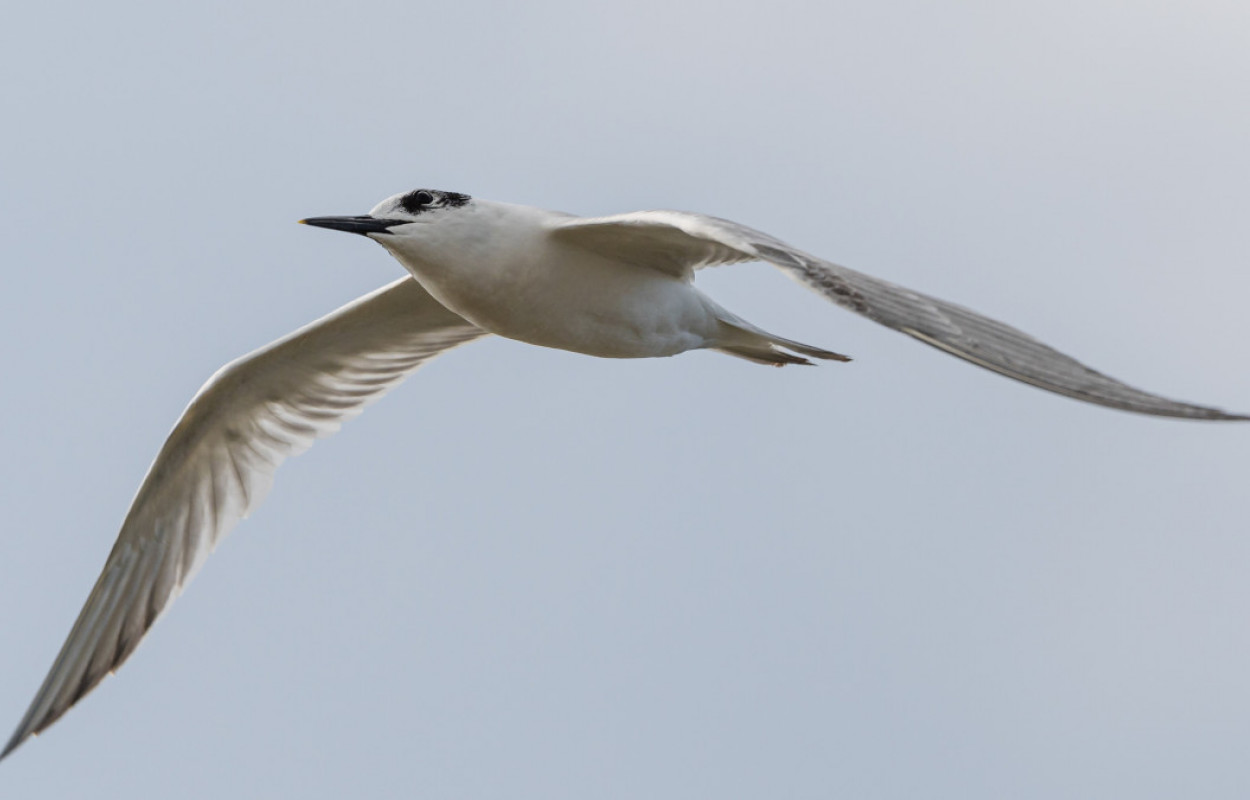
2,277 -> 485,758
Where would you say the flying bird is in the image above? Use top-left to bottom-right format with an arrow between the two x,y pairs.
3,188 -> 1244,760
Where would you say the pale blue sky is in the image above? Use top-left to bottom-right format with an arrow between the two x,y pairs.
2,2 -> 1249,797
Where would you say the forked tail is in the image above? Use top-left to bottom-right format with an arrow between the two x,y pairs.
710,314 -> 851,367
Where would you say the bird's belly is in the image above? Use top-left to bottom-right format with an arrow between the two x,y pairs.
414,257 -> 716,359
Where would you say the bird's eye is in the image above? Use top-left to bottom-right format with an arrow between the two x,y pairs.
399,190 -> 440,215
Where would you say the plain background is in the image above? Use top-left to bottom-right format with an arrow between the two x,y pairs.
2,2 -> 1249,797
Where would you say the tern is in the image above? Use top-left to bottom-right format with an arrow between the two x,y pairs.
3,188 -> 1245,760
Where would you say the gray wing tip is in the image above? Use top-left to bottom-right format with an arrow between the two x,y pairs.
1,727 -> 31,763
2,686 -> 69,763
1009,383 -> 1249,422
1189,408 -> 1250,422
1131,405 -> 1250,421
1,696 -> 50,763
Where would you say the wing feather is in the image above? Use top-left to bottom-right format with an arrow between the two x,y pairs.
2,276 -> 486,758
552,211 -> 1246,420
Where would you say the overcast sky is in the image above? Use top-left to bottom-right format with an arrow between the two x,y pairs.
2,2 -> 1249,798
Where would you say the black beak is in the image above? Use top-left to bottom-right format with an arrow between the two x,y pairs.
299,215 -> 408,235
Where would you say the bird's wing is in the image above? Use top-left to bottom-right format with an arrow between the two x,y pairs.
2,277 -> 487,759
551,209 -> 756,278
551,211 -> 1247,420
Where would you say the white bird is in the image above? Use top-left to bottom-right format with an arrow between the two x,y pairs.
3,188 -> 1244,760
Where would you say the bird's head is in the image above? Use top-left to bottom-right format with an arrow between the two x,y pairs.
300,188 -> 474,239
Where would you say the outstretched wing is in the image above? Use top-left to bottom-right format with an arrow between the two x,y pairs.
551,211 -> 1246,420
2,277 -> 487,759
